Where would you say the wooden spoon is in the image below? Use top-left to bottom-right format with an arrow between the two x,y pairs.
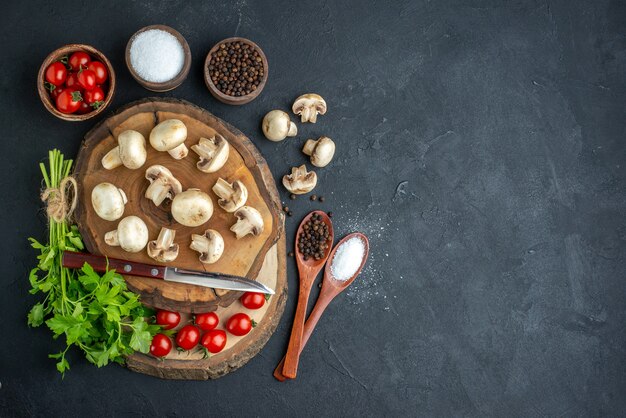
281,211 -> 334,379
275,232 -> 369,381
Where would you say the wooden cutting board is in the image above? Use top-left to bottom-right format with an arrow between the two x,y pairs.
74,98 -> 284,313
126,234 -> 286,380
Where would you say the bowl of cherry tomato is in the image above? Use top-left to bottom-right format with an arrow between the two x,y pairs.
37,44 -> 116,121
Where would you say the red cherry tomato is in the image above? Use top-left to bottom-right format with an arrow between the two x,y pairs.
84,86 -> 105,106
45,62 -> 67,86
75,101 -> 92,114
226,313 -> 255,336
201,330 -> 227,354
49,84 -> 66,100
65,73 -> 81,91
195,312 -> 219,331
87,61 -> 108,84
149,333 -> 172,358
156,310 -> 180,330
55,89 -> 82,114
240,292 -> 266,310
77,69 -> 97,90
68,51 -> 91,71
175,325 -> 200,350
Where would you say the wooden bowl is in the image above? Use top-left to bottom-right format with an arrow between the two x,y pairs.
37,44 -> 116,122
125,25 -> 192,92
204,37 -> 268,105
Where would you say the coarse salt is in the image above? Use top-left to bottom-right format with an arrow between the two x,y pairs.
129,29 -> 184,83
330,237 -> 366,281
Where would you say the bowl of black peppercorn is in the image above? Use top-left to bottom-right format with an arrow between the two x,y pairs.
204,37 -> 268,105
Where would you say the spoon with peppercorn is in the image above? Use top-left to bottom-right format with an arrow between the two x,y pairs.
282,210 -> 334,379
274,232 -> 369,381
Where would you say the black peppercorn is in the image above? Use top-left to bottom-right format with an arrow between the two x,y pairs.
319,196 -> 325,202
310,195 -> 317,201
290,194 -> 296,200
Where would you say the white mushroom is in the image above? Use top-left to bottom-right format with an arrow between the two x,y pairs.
91,182 -> 127,221
292,94 -> 327,123
104,216 -> 149,253
190,229 -> 224,264
191,135 -> 230,173
302,136 -> 336,167
102,130 -> 147,170
282,165 -> 318,194
171,189 -> 213,227
144,165 -> 182,206
262,110 -> 297,141
149,119 -> 188,159
230,206 -> 264,239
212,178 -> 248,212
147,227 -> 179,263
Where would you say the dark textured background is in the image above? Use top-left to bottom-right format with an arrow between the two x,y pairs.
1,0 -> 625,416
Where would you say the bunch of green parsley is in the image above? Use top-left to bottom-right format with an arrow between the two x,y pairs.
28,149 -> 159,376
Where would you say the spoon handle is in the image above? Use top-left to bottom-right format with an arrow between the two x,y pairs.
282,278 -> 315,378
274,288 -> 335,381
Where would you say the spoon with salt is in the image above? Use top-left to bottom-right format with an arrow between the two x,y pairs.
275,232 -> 370,381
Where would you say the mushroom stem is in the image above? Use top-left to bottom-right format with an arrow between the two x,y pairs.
102,147 -> 122,170
167,143 -> 189,160
104,230 -> 119,246
301,140 -> 316,156
146,181 -> 173,206
288,121 -> 298,136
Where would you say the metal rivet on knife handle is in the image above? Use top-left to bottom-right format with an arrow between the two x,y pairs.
124,264 -> 132,272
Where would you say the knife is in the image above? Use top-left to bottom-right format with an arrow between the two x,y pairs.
61,251 -> 274,295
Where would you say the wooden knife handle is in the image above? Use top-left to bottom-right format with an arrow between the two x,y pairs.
62,251 -> 166,280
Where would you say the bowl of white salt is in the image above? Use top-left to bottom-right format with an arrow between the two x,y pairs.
125,25 -> 191,92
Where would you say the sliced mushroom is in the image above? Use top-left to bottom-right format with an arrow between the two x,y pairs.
145,165 -> 182,206
102,130 -> 147,170
149,119 -> 188,159
91,182 -> 127,221
190,229 -> 224,264
230,206 -> 264,239
302,136 -> 336,167
292,94 -> 327,123
282,165 -> 317,194
104,216 -> 149,253
171,189 -> 213,227
191,135 -> 230,173
262,110 -> 298,141
212,178 -> 248,212
147,227 -> 179,263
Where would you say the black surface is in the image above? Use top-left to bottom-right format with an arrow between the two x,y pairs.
1,0 -> 625,416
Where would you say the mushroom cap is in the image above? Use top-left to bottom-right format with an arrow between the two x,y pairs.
230,206 -> 264,239
191,135 -> 230,173
118,130 -> 147,169
303,136 -> 336,168
147,227 -> 179,263
282,165 -> 318,194
190,229 -> 224,264
149,119 -> 187,151
91,182 -> 127,221
262,110 -> 297,141
144,165 -> 183,206
212,178 -> 248,212
114,216 -> 149,253
171,189 -> 214,227
292,94 -> 327,123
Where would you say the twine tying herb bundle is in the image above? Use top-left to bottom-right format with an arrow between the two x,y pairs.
41,175 -> 77,223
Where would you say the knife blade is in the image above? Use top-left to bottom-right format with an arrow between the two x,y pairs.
62,251 -> 274,295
